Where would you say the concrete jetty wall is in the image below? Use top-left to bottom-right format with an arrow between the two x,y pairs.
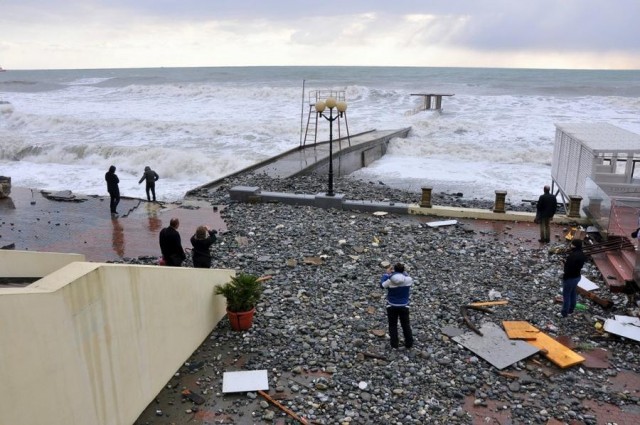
0,253 -> 232,425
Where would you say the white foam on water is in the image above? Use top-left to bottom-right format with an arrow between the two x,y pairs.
1,67 -> 639,201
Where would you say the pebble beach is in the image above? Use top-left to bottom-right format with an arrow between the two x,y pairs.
130,174 -> 640,425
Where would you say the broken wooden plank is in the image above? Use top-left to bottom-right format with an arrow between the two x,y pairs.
502,321 -> 541,341
503,321 -> 585,368
469,300 -> 509,307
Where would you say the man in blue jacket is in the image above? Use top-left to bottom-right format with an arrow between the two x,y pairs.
380,263 -> 414,349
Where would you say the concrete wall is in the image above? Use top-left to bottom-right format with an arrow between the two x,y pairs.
0,261 -> 232,425
0,249 -> 85,278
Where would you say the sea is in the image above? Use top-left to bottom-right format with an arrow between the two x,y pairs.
1,66 -> 640,203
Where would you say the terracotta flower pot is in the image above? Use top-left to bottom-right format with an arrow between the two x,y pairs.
226,307 -> 256,331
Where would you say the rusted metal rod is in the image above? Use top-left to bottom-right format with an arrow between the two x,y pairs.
258,390 -> 309,425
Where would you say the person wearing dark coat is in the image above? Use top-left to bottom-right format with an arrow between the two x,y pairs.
190,225 -> 217,268
105,165 -> 120,215
138,166 -> 159,202
535,185 -> 557,243
159,218 -> 186,266
561,239 -> 587,317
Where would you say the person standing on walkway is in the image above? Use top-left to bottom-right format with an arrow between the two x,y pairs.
380,263 -> 414,349
159,218 -> 186,267
190,225 -> 217,268
561,239 -> 587,317
138,166 -> 159,202
535,185 -> 557,243
105,165 -> 120,215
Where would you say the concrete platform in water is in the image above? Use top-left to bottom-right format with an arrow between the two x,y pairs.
187,128 -> 411,196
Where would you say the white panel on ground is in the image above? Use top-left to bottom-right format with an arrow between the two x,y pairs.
603,316 -> 640,342
578,275 -> 599,291
426,220 -> 458,228
222,370 -> 269,393
452,322 -> 539,370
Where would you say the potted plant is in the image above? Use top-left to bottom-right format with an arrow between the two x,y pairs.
215,273 -> 268,331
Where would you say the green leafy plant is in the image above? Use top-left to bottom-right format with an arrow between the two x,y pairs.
214,273 -> 263,312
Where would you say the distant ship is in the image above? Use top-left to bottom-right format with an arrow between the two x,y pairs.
0,66 -> 6,72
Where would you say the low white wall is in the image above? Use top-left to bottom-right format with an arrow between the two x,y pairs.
0,249 -> 85,277
0,261 -> 232,425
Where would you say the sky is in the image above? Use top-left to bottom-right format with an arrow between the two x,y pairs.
1,0 -> 639,70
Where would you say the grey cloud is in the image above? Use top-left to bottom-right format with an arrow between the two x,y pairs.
5,0 -> 640,52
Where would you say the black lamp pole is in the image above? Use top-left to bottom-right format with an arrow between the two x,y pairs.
316,97 -> 346,197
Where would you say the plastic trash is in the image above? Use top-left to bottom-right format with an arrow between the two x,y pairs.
575,303 -> 587,311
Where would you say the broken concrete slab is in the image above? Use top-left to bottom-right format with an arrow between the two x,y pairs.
603,315 -> 640,342
452,322 -> 540,370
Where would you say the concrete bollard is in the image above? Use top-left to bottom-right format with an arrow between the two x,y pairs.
568,195 -> 583,218
420,187 -> 433,208
0,176 -> 11,199
493,190 -> 507,213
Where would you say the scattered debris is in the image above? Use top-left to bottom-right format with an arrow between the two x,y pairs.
460,304 -> 495,336
181,389 -> 205,405
503,321 -> 585,368
41,190 -> 89,202
452,323 -> 540,370
469,300 -> 509,307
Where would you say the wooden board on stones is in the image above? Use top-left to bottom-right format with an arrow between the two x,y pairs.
452,322 -> 540,370
502,321 -> 585,368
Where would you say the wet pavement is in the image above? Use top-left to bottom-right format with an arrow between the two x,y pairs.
0,187 -> 225,262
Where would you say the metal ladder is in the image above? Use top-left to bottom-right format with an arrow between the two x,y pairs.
301,90 -> 350,148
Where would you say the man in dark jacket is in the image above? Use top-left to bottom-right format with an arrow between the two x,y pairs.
561,239 -> 587,317
159,218 -> 186,266
535,185 -> 557,243
105,165 -> 120,215
138,166 -> 159,202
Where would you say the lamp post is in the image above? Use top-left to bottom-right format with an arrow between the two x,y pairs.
315,96 -> 347,196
